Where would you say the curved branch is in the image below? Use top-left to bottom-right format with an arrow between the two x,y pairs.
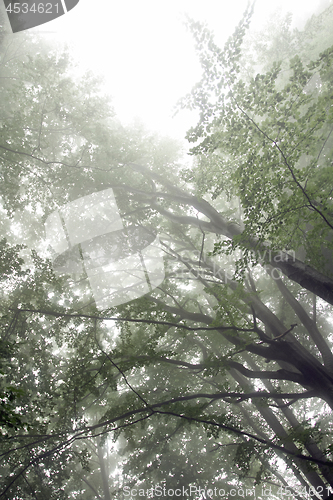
266,263 -> 333,372
227,360 -> 307,385
9,307 -> 256,334
1,387 -> 330,498
232,101 -> 333,230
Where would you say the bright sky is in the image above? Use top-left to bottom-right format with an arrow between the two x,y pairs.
27,0 -> 331,140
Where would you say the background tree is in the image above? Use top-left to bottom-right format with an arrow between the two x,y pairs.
1,3 -> 333,500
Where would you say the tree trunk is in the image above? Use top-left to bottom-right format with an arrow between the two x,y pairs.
230,369 -> 327,496
98,444 -> 112,500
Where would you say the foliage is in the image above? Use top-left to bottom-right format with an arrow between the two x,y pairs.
1,4 -> 333,500
179,4 -> 333,277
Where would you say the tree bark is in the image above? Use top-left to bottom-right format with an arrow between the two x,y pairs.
230,369 -> 327,495
126,162 -> 333,306
98,444 -> 112,500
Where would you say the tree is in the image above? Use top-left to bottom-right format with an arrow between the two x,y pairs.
1,3 -> 333,499
179,3 -> 333,299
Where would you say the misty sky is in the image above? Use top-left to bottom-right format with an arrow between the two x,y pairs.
27,0 -> 332,139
